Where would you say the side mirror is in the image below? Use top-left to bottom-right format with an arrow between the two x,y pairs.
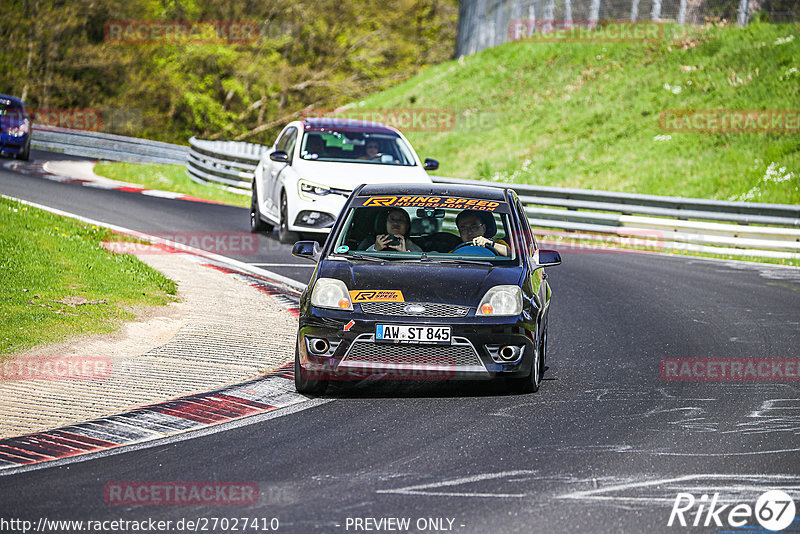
535,249 -> 561,267
292,240 -> 320,262
423,158 -> 439,171
270,151 -> 289,163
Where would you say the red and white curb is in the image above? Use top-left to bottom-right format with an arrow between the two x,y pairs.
3,160 -> 229,205
0,363 -> 305,470
0,195 -> 313,473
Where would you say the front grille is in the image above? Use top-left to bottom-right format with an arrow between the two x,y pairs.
343,338 -> 483,368
360,302 -> 470,317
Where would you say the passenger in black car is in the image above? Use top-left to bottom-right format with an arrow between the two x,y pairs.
366,207 -> 422,252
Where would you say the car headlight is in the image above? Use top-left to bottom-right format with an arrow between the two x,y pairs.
310,278 -> 353,311
7,120 -> 29,137
299,179 -> 331,200
476,285 -> 522,316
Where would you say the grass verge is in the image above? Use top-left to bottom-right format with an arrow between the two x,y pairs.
352,21 -> 799,204
0,197 -> 178,357
94,162 -> 250,208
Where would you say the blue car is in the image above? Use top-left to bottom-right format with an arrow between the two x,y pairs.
0,94 -> 32,161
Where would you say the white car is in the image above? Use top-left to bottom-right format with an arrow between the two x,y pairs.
250,118 -> 438,242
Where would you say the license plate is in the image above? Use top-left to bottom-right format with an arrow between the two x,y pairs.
376,324 -> 451,344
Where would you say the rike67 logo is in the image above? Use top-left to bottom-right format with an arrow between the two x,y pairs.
668,490 -> 796,531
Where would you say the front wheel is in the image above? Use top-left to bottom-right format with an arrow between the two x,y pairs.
507,337 -> 542,394
16,138 -> 30,161
278,192 -> 299,244
294,343 -> 328,395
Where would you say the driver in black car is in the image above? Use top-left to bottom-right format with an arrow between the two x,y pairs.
455,209 -> 510,256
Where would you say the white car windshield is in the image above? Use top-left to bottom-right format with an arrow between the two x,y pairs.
300,131 -> 416,166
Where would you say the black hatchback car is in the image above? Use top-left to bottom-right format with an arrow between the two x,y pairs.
292,182 -> 561,395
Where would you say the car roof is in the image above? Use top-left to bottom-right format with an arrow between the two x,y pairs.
0,94 -> 25,107
302,117 -> 399,135
356,182 -> 510,201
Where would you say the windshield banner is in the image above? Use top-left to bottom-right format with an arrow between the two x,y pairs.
356,195 -> 507,212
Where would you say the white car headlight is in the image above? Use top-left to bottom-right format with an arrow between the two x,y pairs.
299,179 -> 331,200
310,278 -> 353,311
476,285 -> 522,316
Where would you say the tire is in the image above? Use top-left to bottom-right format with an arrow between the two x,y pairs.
278,191 -> 299,244
539,322 -> 548,378
294,342 -> 328,395
507,331 -> 543,394
250,184 -> 273,233
15,138 -> 30,161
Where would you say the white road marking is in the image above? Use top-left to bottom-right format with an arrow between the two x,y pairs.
247,263 -> 316,267
1,194 -> 308,291
140,189 -> 183,199
376,470 -> 538,498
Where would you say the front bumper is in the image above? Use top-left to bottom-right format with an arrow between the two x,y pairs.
0,133 -> 28,155
298,309 -> 536,381
288,192 -> 348,234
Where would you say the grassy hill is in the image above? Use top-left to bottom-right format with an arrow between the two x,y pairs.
354,22 -> 799,204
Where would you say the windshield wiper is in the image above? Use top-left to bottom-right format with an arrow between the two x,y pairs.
343,253 -> 385,262
422,258 -> 494,267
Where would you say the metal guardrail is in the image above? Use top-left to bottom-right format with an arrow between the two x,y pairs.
31,126 -> 188,165
185,137 -> 267,194
180,138 -> 800,259
431,175 -> 800,259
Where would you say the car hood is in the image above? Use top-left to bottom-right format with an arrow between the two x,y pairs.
318,260 -> 523,307
0,113 -> 26,132
294,160 -> 431,190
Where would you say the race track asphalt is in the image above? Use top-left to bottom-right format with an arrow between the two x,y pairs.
1,151 -> 799,534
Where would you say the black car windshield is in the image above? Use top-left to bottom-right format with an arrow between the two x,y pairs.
300,131 -> 416,166
0,98 -> 24,120
331,197 -> 520,265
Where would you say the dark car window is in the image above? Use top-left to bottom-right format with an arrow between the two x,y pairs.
0,98 -> 25,121
514,198 -> 536,253
0,98 -> 23,112
275,127 -> 297,153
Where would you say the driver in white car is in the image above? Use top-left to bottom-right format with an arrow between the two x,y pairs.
360,139 -> 381,160
455,209 -> 510,256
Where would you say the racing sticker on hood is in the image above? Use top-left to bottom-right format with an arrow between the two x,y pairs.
358,196 -> 506,212
349,290 -> 404,303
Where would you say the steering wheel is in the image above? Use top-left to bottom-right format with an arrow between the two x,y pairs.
368,153 -> 384,160
452,241 -> 498,256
